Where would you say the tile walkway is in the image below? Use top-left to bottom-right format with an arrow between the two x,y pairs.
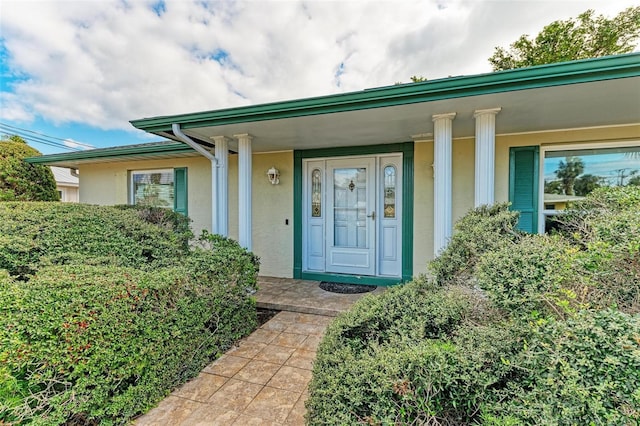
135,278 -> 384,425
255,276 -> 386,317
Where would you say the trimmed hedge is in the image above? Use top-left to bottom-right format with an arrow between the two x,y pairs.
307,279 -> 526,425
307,187 -> 640,425
0,203 -> 192,279
0,203 -> 259,424
483,309 -> 640,425
429,203 -> 521,286
0,138 -> 59,202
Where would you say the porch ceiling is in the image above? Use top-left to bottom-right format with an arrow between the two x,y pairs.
160,77 -> 640,153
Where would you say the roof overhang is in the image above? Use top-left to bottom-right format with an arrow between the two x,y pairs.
27,141 -> 201,168
29,53 -> 640,166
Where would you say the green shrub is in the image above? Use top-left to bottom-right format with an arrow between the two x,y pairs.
0,259 -> 257,423
429,203 -> 521,286
554,186 -> 640,313
482,310 -> 640,425
0,202 -> 259,424
114,204 -> 193,250
0,136 -> 59,202
477,234 -> 577,317
188,231 -> 260,291
0,202 -> 190,278
306,278 -> 525,425
309,187 -> 640,425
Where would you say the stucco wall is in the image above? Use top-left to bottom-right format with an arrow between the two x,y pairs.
412,141 -> 433,275
248,152 -> 294,277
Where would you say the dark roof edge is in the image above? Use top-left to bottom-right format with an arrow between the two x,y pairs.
25,141 -> 194,164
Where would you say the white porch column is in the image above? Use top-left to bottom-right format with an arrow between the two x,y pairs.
211,136 -> 230,237
473,108 -> 501,207
235,133 -> 253,250
432,112 -> 456,255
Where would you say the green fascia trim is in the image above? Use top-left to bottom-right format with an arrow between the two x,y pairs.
25,142 -> 195,164
131,54 -> 640,134
300,272 -> 402,287
293,142 -> 414,283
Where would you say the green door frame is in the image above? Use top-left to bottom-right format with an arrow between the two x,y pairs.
293,142 -> 414,286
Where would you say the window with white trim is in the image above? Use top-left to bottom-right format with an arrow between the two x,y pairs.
130,169 -> 175,208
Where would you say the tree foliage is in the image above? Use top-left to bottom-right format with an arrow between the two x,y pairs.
555,156 -> 584,195
489,7 -> 640,71
0,135 -> 59,201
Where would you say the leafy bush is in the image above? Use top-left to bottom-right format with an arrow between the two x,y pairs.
0,202 -> 259,424
477,234 -> 577,317
0,136 -> 59,202
114,204 -> 193,250
555,186 -> 640,313
483,310 -> 640,425
307,278 -> 527,425
429,203 -> 521,286
0,202 -> 191,279
308,187 -> 640,425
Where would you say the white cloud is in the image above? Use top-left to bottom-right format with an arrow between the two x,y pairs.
1,0 -> 637,132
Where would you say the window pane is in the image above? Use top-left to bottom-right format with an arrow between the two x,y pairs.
333,168 -> 367,248
311,168 -> 322,217
383,165 -> 396,218
544,147 -> 640,208
132,170 -> 174,208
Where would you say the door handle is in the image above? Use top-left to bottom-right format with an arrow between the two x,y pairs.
367,211 -> 376,221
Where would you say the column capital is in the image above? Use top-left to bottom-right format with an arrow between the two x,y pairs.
233,133 -> 253,141
432,112 -> 457,122
210,135 -> 232,144
473,107 -> 501,118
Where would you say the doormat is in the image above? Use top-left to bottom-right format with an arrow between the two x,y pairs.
319,281 -> 377,294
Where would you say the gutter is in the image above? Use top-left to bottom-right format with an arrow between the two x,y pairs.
171,123 -> 218,235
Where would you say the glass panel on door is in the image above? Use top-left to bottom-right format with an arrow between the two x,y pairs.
333,167 -> 367,248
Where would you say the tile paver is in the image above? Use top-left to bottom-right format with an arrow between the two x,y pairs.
171,372 -> 228,402
254,344 -> 296,364
135,277 -> 386,425
243,386 -> 301,423
203,354 -> 250,377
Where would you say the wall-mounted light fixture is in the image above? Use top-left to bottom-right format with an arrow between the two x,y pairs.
267,166 -> 280,185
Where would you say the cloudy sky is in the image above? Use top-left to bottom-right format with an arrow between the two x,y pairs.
0,0 -> 637,153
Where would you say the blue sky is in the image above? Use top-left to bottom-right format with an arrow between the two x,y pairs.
1,0 -> 637,155
545,150 -> 640,187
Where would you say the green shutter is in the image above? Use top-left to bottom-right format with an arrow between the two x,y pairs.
509,146 -> 539,233
174,167 -> 188,216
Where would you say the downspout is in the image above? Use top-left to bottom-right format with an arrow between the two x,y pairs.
171,123 -> 218,235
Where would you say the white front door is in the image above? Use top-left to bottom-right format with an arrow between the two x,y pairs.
302,154 -> 402,277
326,158 -> 376,275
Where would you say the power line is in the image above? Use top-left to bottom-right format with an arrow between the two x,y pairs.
0,122 -> 95,151
0,126 -> 81,151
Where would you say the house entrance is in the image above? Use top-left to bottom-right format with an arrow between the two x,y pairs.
303,154 -> 402,278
